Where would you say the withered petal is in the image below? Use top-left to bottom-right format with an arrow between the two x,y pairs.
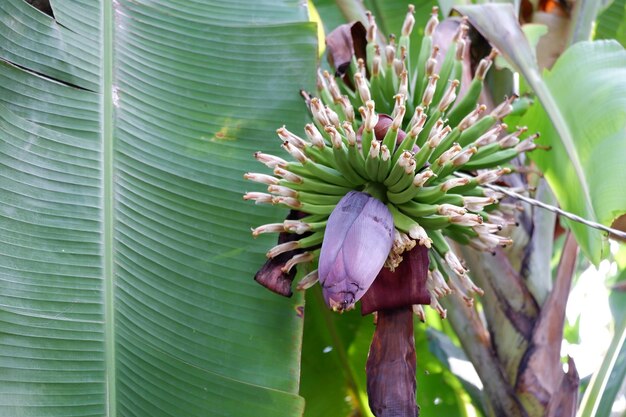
254,210 -> 310,297
254,255 -> 296,297
361,245 -> 430,315
326,21 -> 367,87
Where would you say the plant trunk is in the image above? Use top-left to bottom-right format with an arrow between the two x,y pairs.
446,184 -> 580,417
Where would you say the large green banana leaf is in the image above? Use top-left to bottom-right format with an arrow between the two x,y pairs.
0,1 -> 317,415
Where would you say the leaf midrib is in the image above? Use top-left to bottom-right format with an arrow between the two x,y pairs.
102,1 -> 116,416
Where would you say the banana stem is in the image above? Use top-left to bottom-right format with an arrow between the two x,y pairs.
366,307 -> 419,417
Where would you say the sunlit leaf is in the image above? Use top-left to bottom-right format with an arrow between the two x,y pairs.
312,0 -> 349,38
521,40 -> 626,263
577,280 -> 626,417
595,0 -> 626,48
582,269 -> 626,417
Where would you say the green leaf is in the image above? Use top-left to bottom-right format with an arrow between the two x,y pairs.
595,0 -> 626,48
312,0 -> 349,38
301,288 -> 372,417
583,269 -> 626,417
415,324 -> 471,416
0,0 -> 317,415
427,328 -> 487,417
363,0 -> 437,37
456,4 -> 620,263
521,40 -> 626,264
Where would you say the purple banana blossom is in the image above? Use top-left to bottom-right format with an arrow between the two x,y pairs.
318,191 -> 394,311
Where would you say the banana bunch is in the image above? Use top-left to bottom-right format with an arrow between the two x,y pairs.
244,6 -> 537,316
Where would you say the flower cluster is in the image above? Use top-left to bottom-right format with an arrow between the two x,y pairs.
244,6 -> 537,317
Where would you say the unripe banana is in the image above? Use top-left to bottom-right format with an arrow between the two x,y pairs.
446,78 -> 483,126
442,225 -> 473,245
431,44 -> 457,107
331,143 -> 366,185
303,144 -> 336,168
413,184 -> 446,204
286,161 -> 353,187
462,148 -> 518,170
279,179 -> 351,196
410,215 -> 451,230
297,192 -> 344,206
458,115 -> 497,146
396,201 -> 439,218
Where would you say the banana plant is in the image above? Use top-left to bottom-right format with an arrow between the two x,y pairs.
1,0 -> 625,416
299,1 -> 626,417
